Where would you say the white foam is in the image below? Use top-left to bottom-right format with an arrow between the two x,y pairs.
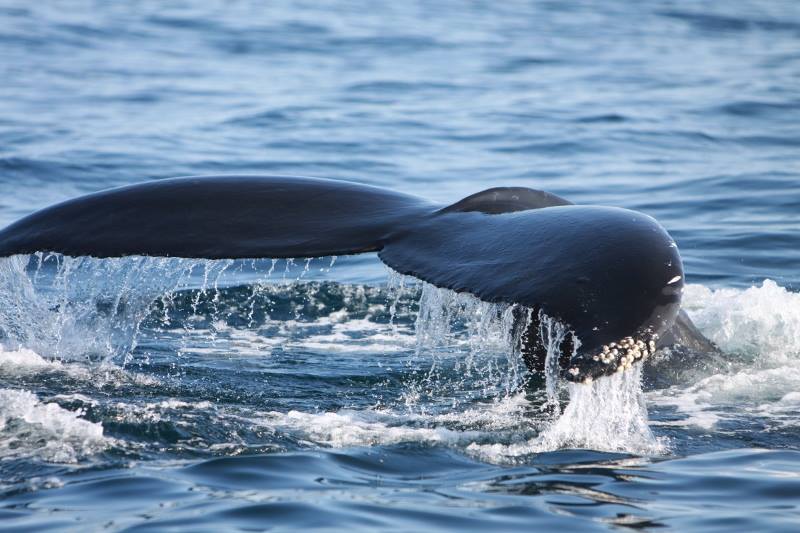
255,392 -> 534,458
0,388 -> 108,463
429,392 -> 531,430
683,280 -> 800,362
0,346 -> 61,372
109,398 -> 215,424
0,344 -> 159,388
753,391 -> 800,429
653,280 -> 800,429
290,317 -> 415,353
260,370 -> 664,464
176,316 -> 415,357
648,388 -> 720,429
262,409 -> 476,448
650,364 -> 800,428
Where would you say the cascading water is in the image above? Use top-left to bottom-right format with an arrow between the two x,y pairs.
0,253 -> 201,360
398,277 -> 526,411
0,254 -> 348,361
536,366 -> 666,454
0,253 -> 665,465
537,309 -> 569,414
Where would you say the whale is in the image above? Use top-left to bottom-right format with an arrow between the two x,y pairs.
0,175 -> 702,382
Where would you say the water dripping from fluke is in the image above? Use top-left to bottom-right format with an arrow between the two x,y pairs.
535,365 -> 667,455
526,310 -> 665,457
459,306 -> 665,462
0,253 -> 667,460
0,254 -> 345,364
398,279 -> 528,414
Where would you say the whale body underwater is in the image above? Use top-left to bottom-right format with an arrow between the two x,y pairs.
0,175 -> 712,383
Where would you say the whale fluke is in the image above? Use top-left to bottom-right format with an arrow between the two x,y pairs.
0,175 -> 694,382
0,176 -> 434,260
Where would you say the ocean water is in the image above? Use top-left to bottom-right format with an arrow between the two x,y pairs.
1,0 -> 800,530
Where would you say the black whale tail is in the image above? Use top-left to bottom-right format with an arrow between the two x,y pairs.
0,175 -> 693,383
0,175 -> 436,260
0,176 -> 573,260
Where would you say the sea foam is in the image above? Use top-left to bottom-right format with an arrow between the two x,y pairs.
0,387 -> 108,463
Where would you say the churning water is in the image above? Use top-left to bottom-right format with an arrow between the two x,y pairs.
1,1 -> 800,530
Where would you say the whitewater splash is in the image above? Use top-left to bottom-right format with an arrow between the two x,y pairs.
0,385 -> 108,463
535,366 -> 664,453
684,280 -> 800,362
0,254 -> 666,461
649,281 -> 800,432
2,253 -> 797,462
465,360 -> 664,461
0,253 -> 199,360
260,277 -> 664,461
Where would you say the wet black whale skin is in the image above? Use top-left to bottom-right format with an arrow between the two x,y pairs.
0,175 -> 684,371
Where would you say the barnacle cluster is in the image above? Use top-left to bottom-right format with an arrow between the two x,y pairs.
567,333 -> 659,384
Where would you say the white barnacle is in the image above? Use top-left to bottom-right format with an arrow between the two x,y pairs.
568,367 -> 580,376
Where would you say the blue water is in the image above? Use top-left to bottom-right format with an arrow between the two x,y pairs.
1,1 -> 800,530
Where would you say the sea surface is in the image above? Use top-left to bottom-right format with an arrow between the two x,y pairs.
1,1 -> 800,531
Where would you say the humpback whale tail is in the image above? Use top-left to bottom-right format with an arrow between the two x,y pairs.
0,175 -> 692,382
0,176 -> 435,260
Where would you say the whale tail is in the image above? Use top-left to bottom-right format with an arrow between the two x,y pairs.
0,175 -> 437,260
0,176 -> 579,261
0,175 -> 689,382
0,176 -> 570,260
